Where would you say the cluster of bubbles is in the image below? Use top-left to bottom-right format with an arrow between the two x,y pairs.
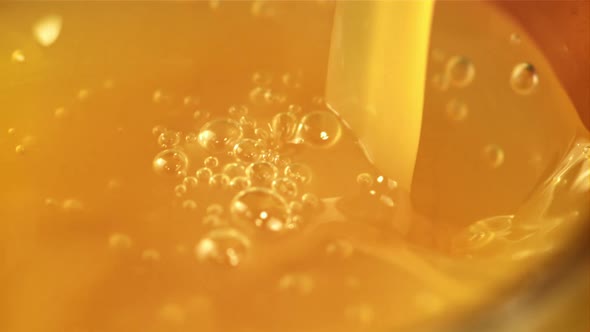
151,71 -> 345,267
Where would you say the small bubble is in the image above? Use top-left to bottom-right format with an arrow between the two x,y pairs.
481,144 -> 505,168
509,33 -> 522,45
223,163 -> 246,178
183,96 -> 200,107
195,228 -> 250,267
193,110 -> 211,122
325,240 -> 354,259
445,56 -> 475,88
77,89 -> 90,101
230,187 -> 290,234
277,273 -> 315,295
246,161 -> 278,186
54,107 -> 68,119
209,173 -> 230,189
11,50 -> 25,63
297,110 -> 342,148
182,199 -> 198,210
284,163 -> 312,185
287,104 -> 303,115
183,176 -> 199,188
33,14 -> 62,47
289,201 -> 303,214
185,132 -> 198,144
252,71 -> 273,86
153,89 -> 171,104
204,156 -> 219,169
510,62 -> 539,95
108,233 -> 133,250
158,130 -> 181,148
15,145 -> 25,155
153,149 -> 188,176
174,184 -> 188,197
445,99 -> 468,122
206,204 -> 224,216
196,167 -> 213,182
234,138 -> 261,163
152,125 -> 167,136
281,71 -> 303,89
62,198 -> 84,212
271,112 -> 298,142
255,127 -> 271,141
287,214 -> 304,230
249,86 -> 270,105
198,119 -> 243,153
202,214 -> 226,227
272,154 -> 292,169
301,193 -> 321,211
356,173 -> 373,189
264,89 -> 287,105
230,176 -> 251,191
45,197 -> 59,208
272,177 -> 298,199
228,105 -> 249,118
142,249 -> 161,262
158,303 -> 186,325
7,128 -> 16,136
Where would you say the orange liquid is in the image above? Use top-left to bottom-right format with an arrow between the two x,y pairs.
0,2 -> 588,332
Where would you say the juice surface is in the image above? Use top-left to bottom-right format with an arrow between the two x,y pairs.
0,2 -> 588,332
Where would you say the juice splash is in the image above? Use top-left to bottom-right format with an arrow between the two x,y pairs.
0,2 -> 588,332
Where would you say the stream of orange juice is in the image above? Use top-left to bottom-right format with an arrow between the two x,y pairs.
0,2 -> 588,332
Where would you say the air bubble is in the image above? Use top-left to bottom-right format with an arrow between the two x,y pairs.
108,233 -> 133,250
356,173 -> 373,189
271,112 -> 298,142
209,174 -> 231,190
174,184 -> 187,197
252,71 -> 272,86
7,128 -> 16,136
223,163 -> 246,178
510,62 -> 539,95
152,125 -> 166,136
185,132 -> 198,144
230,176 -> 251,191
289,201 -> 303,215
204,156 -> 219,169
193,110 -> 211,123
445,99 -> 468,122
195,228 -> 250,267
15,145 -> 25,155
33,14 -> 63,47
278,273 -> 315,295
246,161 -> 278,186
272,177 -> 298,199
153,149 -> 188,176
230,187 -> 290,234
153,89 -> 171,104
297,110 -> 342,148
228,105 -> 248,118
475,215 -> 513,236
182,200 -> 198,210
235,139 -> 261,163
445,56 -> 475,88
198,119 -> 243,153
77,89 -> 90,101
284,163 -> 312,185
54,107 -> 68,119
62,198 -> 84,212
301,193 -> 321,211
183,96 -> 200,107
287,104 -> 303,115
183,176 -> 199,188
481,144 -> 505,168
202,215 -> 225,227
249,87 -> 270,105
510,33 -> 522,45
452,224 -> 495,253
158,130 -> 181,148
196,167 -> 213,182
206,204 -> 224,216
281,71 -> 303,89
142,249 -> 161,262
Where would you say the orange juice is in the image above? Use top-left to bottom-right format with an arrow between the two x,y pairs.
0,2 -> 588,332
